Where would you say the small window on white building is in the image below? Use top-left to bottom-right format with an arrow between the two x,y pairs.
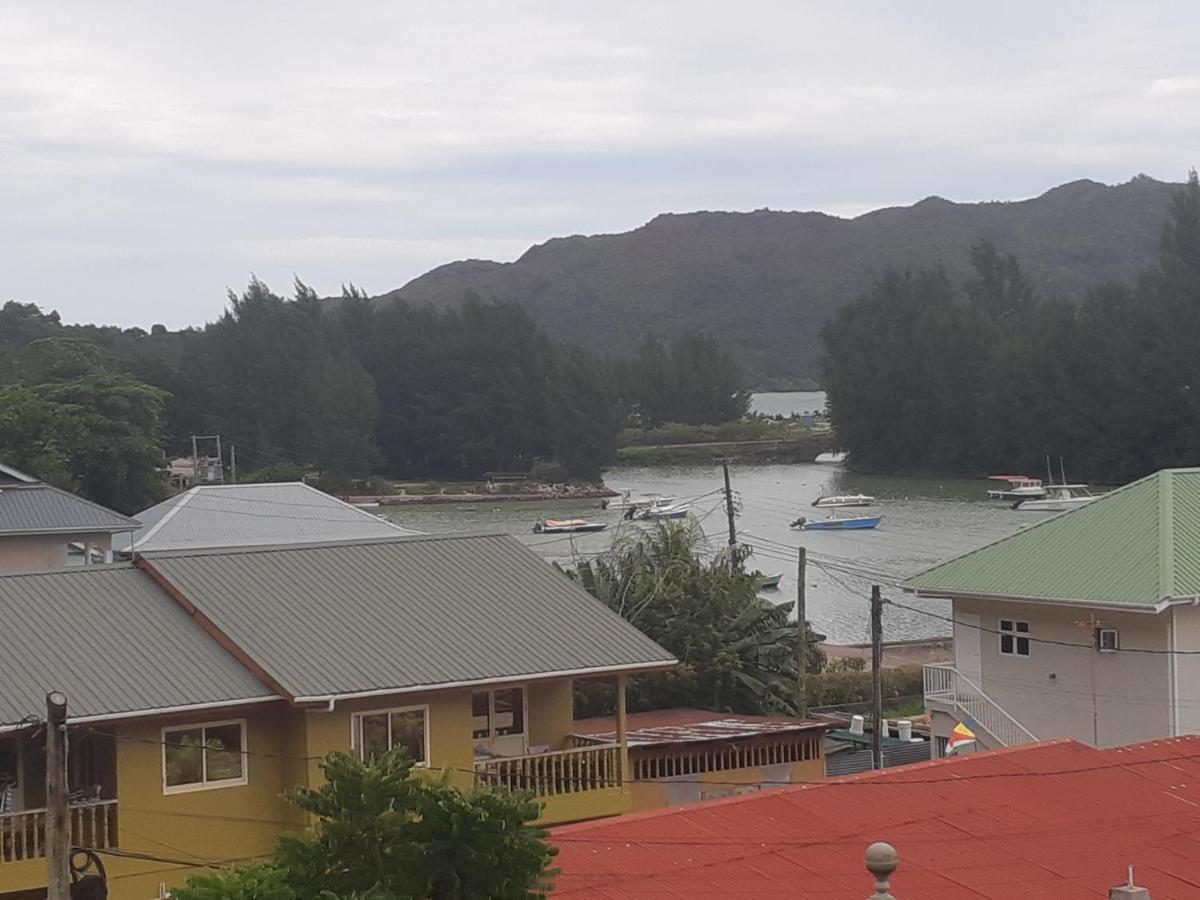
999,619 -> 1030,657
1096,627 -> 1119,653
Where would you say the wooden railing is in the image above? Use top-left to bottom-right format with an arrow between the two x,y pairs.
475,743 -> 622,796
0,800 -> 118,864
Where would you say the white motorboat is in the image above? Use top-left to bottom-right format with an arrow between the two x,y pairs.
814,451 -> 848,464
601,491 -> 675,511
533,519 -> 609,534
1016,484 -> 1100,512
812,493 -> 876,509
632,501 -> 692,521
986,475 -> 1047,501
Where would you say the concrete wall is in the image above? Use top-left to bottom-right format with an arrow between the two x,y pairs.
955,598 -> 1171,748
0,532 -> 113,573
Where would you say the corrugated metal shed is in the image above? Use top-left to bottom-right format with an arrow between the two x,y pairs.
823,741 -> 931,776
904,468 -> 1200,607
0,565 -> 276,724
0,483 -> 140,536
142,534 -> 676,699
117,482 -> 420,552
551,736 -> 1200,898
574,708 -> 825,747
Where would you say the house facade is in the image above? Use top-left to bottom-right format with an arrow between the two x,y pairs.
905,468 -> 1200,754
0,463 -> 139,573
0,534 -> 676,900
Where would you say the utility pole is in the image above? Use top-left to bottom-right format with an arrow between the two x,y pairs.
870,585 -> 884,771
719,458 -> 737,571
797,546 -> 808,718
230,444 -> 237,484
46,691 -> 69,900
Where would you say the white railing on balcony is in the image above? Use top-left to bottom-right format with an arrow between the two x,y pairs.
475,743 -> 622,797
924,664 -> 1038,748
0,799 -> 118,864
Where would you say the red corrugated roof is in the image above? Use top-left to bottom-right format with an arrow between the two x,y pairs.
551,736 -> 1200,898
573,708 -> 824,747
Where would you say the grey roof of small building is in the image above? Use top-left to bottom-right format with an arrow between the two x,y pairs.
0,483 -> 140,537
0,463 -> 37,485
0,565 -> 277,725
142,534 -> 677,700
117,482 -> 420,553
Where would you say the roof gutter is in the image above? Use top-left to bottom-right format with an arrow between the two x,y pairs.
906,587 -> 1167,614
0,695 -> 286,734
293,658 -> 679,705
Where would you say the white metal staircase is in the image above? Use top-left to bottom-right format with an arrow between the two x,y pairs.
924,664 -> 1038,748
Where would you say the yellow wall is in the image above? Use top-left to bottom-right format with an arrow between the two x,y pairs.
527,679 -> 574,750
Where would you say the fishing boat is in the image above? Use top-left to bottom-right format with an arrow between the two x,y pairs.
814,451 -> 849,464
986,475 -> 1046,501
634,501 -> 692,520
790,514 -> 882,531
812,493 -> 876,509
756,573 -> 783,590
601,491 -> 676,511
1015,484 -> 1100,512
532,519 -> 609,534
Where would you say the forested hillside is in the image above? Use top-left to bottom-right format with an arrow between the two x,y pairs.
381,176 -> 1179,386
823,172 -> 1200,483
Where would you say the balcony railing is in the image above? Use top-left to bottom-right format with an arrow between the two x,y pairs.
0,800 -> 118,864
924,664 -> 1037,748
475,743 -> 622,797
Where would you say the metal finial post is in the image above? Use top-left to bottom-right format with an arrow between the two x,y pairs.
865,842 -> 899,899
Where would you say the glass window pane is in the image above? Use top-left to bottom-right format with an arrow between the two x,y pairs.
1016,637 -> 1030,656
1015,622 -> 1029,633
360,714 -> 390,760
1000,620 -> 1013,632
1000,635 -> 1014,655
390,710 -> 426,763
165,728 -> 204,787
204,724 -> 244,782
471,692 -> 491,739
493,689 -> 524,736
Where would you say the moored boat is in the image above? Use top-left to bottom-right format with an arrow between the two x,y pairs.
756,573 -> 783,590
630,501 -> 692,520
1015,484 -> 1100,512
812,493 -> 876,508
986,475 -> 1046,501
533,519 -> 609,534
601,491 -> 676,511
790,514 -> 882,531
814,451 -> 848,464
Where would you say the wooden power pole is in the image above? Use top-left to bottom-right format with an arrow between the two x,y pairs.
797,546 -> 808,718
720,458 -> 737,570
870,585 -> 884,771
230,444 -> 237,485
46,691 -> 69,900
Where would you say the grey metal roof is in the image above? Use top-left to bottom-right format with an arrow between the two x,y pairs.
142,534 -> 677,700
0,484 -> 140,536
0,565 -> 276,724
117,482 -> 420,553
0,462 -> 37,485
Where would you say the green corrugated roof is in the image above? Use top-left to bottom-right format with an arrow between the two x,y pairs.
904,469 -> 1200,607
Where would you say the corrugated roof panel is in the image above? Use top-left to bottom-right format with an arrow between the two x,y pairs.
119,482 -> 420,552
143,534 -> 676,698
902,469 -> 1200,606
0,565 -> 275,722
551,736 -> 1200,899
0,484 -> 139,536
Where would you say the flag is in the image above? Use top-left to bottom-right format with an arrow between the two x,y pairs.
946,721 -> 976,755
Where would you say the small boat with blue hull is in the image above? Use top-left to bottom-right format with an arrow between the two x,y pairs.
756,573 -> 783,590
791,514 -> 882,531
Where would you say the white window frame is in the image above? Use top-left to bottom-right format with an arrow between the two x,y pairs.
161,718 -> 248,795
1096,627 -> 1119,653
998,619 -> 1031,657
350,705 -> 430,767
471,687 -> 527,741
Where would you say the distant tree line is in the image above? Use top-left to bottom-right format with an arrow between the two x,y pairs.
823,171 -> 1200,484
0,286 -> 749,510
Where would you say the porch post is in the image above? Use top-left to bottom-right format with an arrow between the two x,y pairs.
616,675 -> 629,785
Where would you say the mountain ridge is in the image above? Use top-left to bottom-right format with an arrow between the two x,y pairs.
377,175 -> 1179,384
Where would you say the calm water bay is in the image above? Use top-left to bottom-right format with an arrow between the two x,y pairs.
382,463 -> 1038,645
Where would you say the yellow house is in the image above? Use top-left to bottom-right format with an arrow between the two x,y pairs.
0,534 -> 676,900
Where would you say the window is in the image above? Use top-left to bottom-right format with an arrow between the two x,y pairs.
1096,627 -> 1119,653
352,706 -> 428,765
163,720 -> 246,793
471,688 -> 525,740
999,619 -> 1030,657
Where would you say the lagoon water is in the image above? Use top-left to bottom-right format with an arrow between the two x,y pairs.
382,462 -> 1037,645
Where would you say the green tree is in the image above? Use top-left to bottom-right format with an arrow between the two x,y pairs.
570,522 -> 823,716
173,863 -> 295,900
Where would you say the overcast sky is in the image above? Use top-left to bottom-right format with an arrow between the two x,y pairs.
3,1 -> 1198,328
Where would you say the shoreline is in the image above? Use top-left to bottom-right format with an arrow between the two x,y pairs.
342,486 -> 618,506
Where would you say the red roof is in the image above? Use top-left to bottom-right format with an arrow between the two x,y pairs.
551,736 -> 1200,898
573,708 -> 824,748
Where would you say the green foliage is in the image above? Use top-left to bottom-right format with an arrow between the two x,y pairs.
569,522 -> 823,717
622,335 -> 750,427
275,749 -> 556,900
806,666 -> 923,709
824,173 -> 1200,482
241,462 -> 312,484
173,863 -> 295,900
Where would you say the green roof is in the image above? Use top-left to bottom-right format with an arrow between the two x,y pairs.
903,469 -> 1200,608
